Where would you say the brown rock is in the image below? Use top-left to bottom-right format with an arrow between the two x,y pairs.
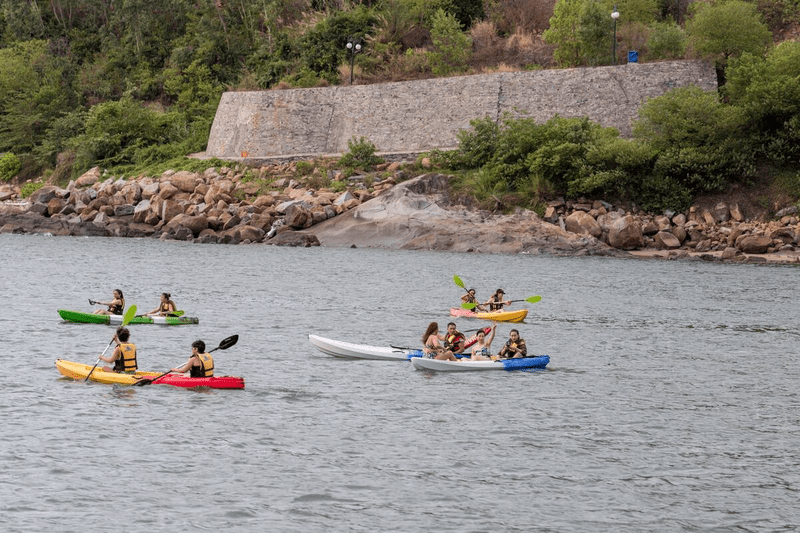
655,230 -> 681,249
160,199 -> 184,223
607,215 -> 643,250
730,203 -> 743,222
170,171 -> 200,193
285,203 -> 312,229
564,211 -> 601,238
75,167 -> 101,188
737,234 -> 772,254
165,213 -> 209,237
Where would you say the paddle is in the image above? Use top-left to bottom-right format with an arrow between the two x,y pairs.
461,295 -> 542,310
132,334 -> 239,387
84,305 -> 137,382
453,275 -> 471,294
135,310 -> 185,318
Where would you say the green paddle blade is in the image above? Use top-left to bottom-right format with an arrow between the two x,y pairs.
525,295 -> 542,304
461,302 -> 477,309
122,305 -> 137,326
453,275 -> 466,289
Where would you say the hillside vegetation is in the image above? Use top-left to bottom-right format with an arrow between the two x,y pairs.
1,0 -> 799,214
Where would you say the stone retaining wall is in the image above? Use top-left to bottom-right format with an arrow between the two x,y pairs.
206,60 -> 717,159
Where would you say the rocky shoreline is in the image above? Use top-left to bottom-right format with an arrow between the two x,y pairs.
1,164 -> 798,265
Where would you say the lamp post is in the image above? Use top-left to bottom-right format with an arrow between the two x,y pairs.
611,5 -> 619,65
346,36 -> 362,85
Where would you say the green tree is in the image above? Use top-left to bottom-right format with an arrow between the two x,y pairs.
634,86 -> 752,194
646,19 -> 686,60
687,0 -> 772,66
724,41 -> 800,163
428,8 -> 472,76
544,0 -> 584,67
0,40 -> 75,155
578,0 -> 611,66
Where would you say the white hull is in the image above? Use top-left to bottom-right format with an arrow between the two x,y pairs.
410,355 -> 550,372
410,356 -> 507,371
308,334 -> 418,361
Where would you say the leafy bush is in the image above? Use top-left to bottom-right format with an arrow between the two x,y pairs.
20,182 -> 44,198
646,20 -> 687,60
0,153 -> 22,182
339,137 -> 384,169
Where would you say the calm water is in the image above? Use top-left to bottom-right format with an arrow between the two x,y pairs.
0,234 -> 798,532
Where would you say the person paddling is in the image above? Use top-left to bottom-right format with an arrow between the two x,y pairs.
98,327 -> 137,373
484,289 -> 511,311
145,292 -> 177,317
92,289 -> 124,315
460,288 -> 486,312
469,322 -> 497,361
169,340 -> 214,377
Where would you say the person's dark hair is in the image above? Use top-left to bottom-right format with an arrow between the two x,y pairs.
116,327 -> 130,342
447,322 -> 456,328
510,329 -> 519,336
192,340 -> 206,352
162,292 -> 171,299
114,289 -> 124,298
495,289 -> 504,295
422,322 -> 439,344
468,288 -> 475,294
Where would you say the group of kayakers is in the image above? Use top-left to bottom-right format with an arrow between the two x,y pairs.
460,288 -> 512,313
421,320 -> 527,362
91,290 -> 212,378
91,291 -> 177,317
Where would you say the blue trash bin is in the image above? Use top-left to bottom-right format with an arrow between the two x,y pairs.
628,51 -> 638,63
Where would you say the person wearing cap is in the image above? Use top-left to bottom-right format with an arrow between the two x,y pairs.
460,288 -> 486,312
484,289 -> 511,311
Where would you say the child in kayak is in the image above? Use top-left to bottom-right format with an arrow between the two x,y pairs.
99,327 -> 137,373
497,329 -> 527,359
483,289 -> 511,311
422,322 -> 458,361
91,289 -> 125,315
170,340 -> 214,377
469,322 -> 497,361
145,292 -> 177,316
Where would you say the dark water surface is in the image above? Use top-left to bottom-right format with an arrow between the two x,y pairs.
1,234 -> 798,532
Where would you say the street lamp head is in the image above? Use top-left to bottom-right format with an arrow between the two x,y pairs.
355,43 -> 362,52
347,41 -> 353,50
611,6 -> 619,19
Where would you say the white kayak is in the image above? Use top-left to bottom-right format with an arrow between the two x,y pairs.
308,334 -> 422,361
410,355 -> 550,372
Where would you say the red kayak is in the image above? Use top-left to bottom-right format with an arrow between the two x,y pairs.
148,373 -> 245,389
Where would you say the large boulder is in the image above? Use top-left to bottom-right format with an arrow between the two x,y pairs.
75,167 -> 101,188
170,171 -> 200,193
564,211 -> 602,238
607,215 -> 644,250
737,234 -> 772,254
302,173 -> 623,256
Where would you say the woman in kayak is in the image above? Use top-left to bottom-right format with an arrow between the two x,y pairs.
145,292 -> 177,317
169,340 -> 214,377
422,322 -> 458,361
469,322 -> 497,361
92,289 -> 125,315
99,327 -> 137,373
498,329 -> 528,358
483,289 -> 511,311
460,288 -> 486,311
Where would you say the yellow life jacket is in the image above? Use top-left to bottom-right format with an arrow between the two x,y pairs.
190,353 -> 214,378
115,343 -> 137,372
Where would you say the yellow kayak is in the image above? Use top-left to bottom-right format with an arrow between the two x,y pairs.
55,359 -> 161,385
449,308 -> 528,323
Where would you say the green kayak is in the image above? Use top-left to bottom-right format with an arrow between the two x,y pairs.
58,309 -> 199,325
